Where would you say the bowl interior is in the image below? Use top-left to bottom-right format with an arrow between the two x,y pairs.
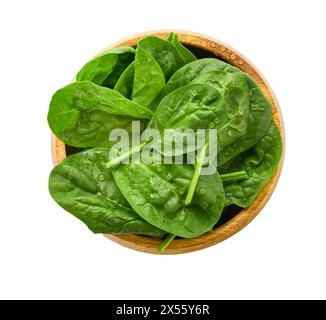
52,30 -> 284,254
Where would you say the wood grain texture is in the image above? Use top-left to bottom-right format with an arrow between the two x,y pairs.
51,30 -> 285,254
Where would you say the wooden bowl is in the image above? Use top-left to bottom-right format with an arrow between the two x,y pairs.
51,30 -> 284,254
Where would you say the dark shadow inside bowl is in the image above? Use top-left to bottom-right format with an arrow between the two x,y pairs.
185,44 -> 228,62
214,205 -> 243,228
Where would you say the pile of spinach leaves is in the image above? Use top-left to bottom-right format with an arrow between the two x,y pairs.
48,33 -> 282,253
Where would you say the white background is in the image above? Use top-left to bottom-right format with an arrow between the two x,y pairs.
0,0 -> 325,300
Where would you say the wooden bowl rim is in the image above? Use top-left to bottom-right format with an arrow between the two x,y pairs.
51,29 -> 285,254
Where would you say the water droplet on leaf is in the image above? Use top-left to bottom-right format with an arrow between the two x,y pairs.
97,174 -> 106,182
201,201 -> 209,209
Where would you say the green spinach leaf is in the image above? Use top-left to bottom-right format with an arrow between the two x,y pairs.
49,148 -> 166,237
149,83 -> 224,132
167,32 -> 197,65
221,121 -> 282,207
159,58 -> 237,99
149,81 -> 250,159
48,80 -> 152,148
132,43 -> 165,108
76,46 -> 135,88
112,162 -> 225,238
154,58 -> 272,165
132,36 -> 187,108
216,73 -> 272,166
137,36 -> 185,80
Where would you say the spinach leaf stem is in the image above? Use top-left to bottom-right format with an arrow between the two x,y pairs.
106,141 -> 148,169
157,234 -> 176,253
220,171 -> 248,183
185,144 -> 207,206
